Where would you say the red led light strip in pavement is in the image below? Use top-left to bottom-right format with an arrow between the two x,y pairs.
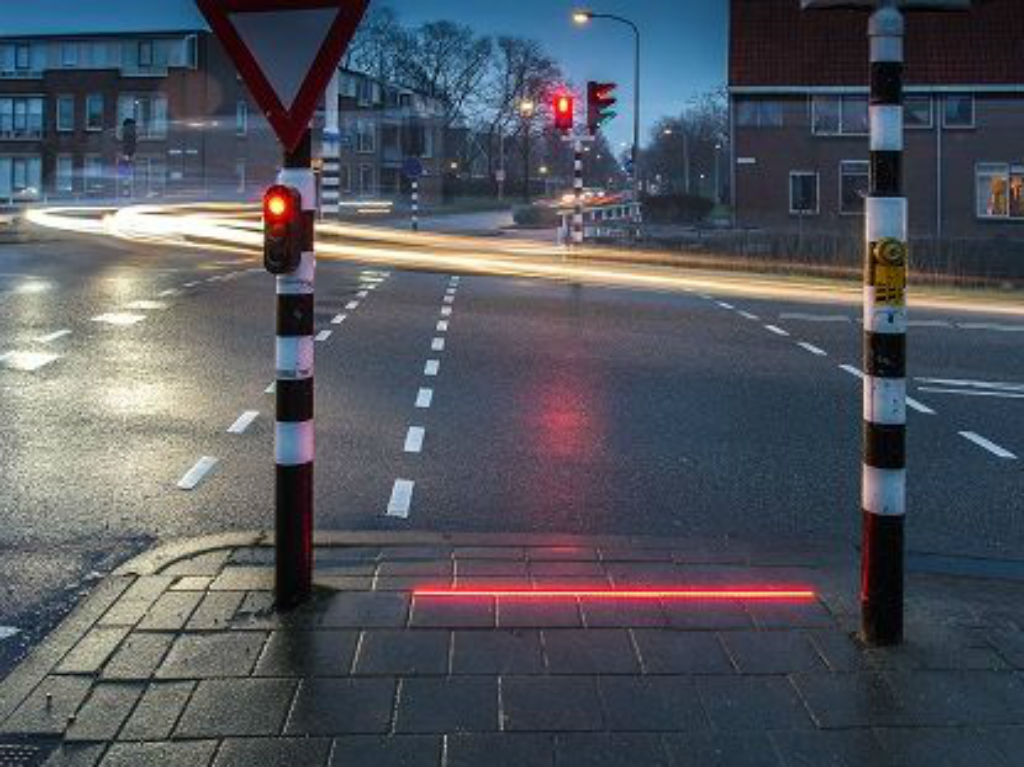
413,587 -> 816,601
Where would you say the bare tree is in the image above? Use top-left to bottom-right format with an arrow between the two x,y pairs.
642,87 -> 728,199
344,5 -> 406,84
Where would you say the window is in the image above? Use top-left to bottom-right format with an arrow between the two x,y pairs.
840,160 -> 869,215
15,44 -> 30,70
56,154 -> 73,193
812,95 -> 867,136
235,101 -> 247,136
86,94 -> 103,130
0,97 -> 43,138
736,100 -> 784,128
356,120 -> 375,153
789,172 -> 819,215
138,41 -> 154,68
61,43 -> 78,67
117,94 -> 168,139
56,95 -> 74,132
943,94 -> 974,128
357,78 -> 373,107
976,163 -> 1024,220
904,96 -> 932,129
359,164 -> 373,194
340,164 -> 351,193
0,155 -> 42,198
84,155 -> 104,192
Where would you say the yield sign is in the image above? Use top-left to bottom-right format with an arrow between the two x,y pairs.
196,0 -> 369,151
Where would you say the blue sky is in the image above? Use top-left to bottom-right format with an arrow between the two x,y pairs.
389,0 -> 728,150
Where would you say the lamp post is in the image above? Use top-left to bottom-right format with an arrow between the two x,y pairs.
519,99 -> 536,203
572,9 -> 640,205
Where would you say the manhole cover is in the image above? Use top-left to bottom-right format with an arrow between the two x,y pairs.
0,742 -> 53,767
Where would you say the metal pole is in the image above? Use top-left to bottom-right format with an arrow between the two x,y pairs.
321,70 -> 341,219
861,3 -> 907,646
632,23 -> 640,207
498,131 -> 505,201
275,129 -> 315,608
573,138 -> 584,246
523,120 -> 531,204
411,178 -> 419,232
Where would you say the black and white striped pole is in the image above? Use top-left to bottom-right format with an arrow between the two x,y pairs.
573,138 -> 584,246
411,178 -> 419,232
264,130 -> 316,607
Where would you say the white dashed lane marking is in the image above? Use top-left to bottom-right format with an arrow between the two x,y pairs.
918,387 -> 1024,400
839,364 -> 865,380
431,337 -> 445,352
345,301 -> 360,311
184,281 -> 201,288
177,456 -> 218,490
905,397 -> 936,415
265,382 -> 277,395
227,411 -> 260,434
764,324 -> 790,337
797,342 -> 827,357
738,311 -> 759,321
357,290 -> 369,298
386,479 -> 415,518
158,289 -> 180,298
0,351 -> 60,371
35,329 -> 71,344
125,300 -> 168,311
0,626 -> 20,641
92,313 -> 146,326
424,360 -> 440,377
959,432 -> 1017,460
436,320 -> 449,332
331,314 -> 347,325
716,301 -> 734,310
315,330 -> 332,342
415,388 -> 433,409
440,307 -> 452,317
404,426 -> 425,454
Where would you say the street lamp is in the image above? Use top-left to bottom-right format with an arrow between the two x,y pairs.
572,9 -> 641,205
519,99 -> 536,203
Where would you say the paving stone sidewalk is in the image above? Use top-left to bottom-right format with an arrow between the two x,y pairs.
1,531 -> 1023,767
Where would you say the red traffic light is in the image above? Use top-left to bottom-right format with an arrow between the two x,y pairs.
264,185 -> 298,224
553,93 -> 574,133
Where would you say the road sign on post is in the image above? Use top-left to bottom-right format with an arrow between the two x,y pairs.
195,0 -> 369,609
801,0 -> 971,647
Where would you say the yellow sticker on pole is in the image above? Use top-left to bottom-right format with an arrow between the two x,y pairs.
870,238 -> 907,306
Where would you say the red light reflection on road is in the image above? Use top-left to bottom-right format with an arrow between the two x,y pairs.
414,586 -> 816,601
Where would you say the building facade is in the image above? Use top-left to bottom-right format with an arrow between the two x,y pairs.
728,0 -> 1024,239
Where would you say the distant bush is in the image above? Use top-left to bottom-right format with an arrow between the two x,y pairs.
641,194 -> 715,224
513,205 -> 560,228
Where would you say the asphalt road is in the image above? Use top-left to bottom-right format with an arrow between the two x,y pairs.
1,222 -> 1022,675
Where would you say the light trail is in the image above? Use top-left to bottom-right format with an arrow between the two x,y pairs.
414,586 -> 817,601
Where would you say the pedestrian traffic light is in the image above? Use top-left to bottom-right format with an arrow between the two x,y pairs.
263,185 -> 303,274
553,93 -> 574,133
587,81 -> 617,134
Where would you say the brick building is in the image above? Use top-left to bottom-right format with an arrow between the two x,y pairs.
728,0 -> 1024,240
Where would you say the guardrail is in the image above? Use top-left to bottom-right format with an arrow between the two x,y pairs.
558,201 -> 642,243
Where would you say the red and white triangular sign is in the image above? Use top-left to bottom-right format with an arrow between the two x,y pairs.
196,0 -> 369,151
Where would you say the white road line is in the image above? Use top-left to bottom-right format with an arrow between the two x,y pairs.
158,289 -> 180,298
124,300 -> 168,311
716,301 -> 734,310
315,330 -> 333,342
436,320 -> 449,332
907,320 -> 952,328
177,456 -> 218,490
227,410 -> 260,434
905,397 -> 936,415
957,322 -> 1024,333
265,382 -> 276,394
386,479 -> 415,518
764,324 -> 790,337
205,276 -> 222,283
404,426 -> 425,453
331,314 -> 347,325
431,337 -> 445,352
36,329 -> 71,344
446,287 -> 457,295
916,377 -> 1024,393
357,290 -> 369,298
416,388 -> 433,409
424,359 -> 440,376
738,311 -> 759,321
779,313 -> 851,323
92,312 -> 146,326
839,364 -> 865,380
184,281 -> 201,288
699,294 -> 712,300
797,342 -> 827,357
0,351 -> 60,371
443,295 -> 455,305
345,301 -> 360,311
0,626 -> 20,641
919,387 -> 1024,401
440,306 -> 453,317
959,432 -> 1017,460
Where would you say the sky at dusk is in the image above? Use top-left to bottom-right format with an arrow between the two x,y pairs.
388,0 -> 729,151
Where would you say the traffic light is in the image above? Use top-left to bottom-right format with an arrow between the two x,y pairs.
587,81 -> 617,134
553,93 -> 574,133
263,185 -> 303,274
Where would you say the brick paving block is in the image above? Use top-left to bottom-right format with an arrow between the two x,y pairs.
285,678 -> 395,735
175,678 -> 296,737
319,593 -> 410,628
328,735 -> 441,766
210,567 -> 275,591
530,561 -> 606,578
529,576 -> 612,589
632,630 -> 733,674
454,560 -> 529,577
0,675 -> 93,736
882,670 -> 1024,727
453,547 -> 526,561
65,682 -> 143,741
720,631 -> 827,674
598,548 -> 674,564
791,672 -> 912,729
99,576 -> 174,626
697,676 -> 815,731
526,546 -> 598,561
553,733 -> 670,766
451,630 -> 544,674
501,677 -> 604,732
662,731 -> 781,767
745,601 -> 836,630
380,547 -> 452,561
769,729 -> 889,767
354,630 -> 449,675
605,563 -> 680,587
137,591 -> 203,631
186,592 -> 246,630
102,632 -> 174,680
99,740 -> 218,767
579,598 -> 668,628
164,549 -> 230,576
254,629 -> 358,677
395,677 -> 498,733
873,727 -> 1009,767
43,742 -> 105,767
409,597 -> 495,628
213,737 -> 332,767
660,600 -> 753,630
497,598 -> 581,629
807,630 -> 870,672
56,626 -> 130,674
156,632 -> 266,679
317,575 -> 374,591
378,561 -> 452,578
542,629 -> 640,674
228,547 -> 276,565
597,676 -> 706,732
171,576 -> 213,591
446,734 -> 554,767
315,547 -> 381,566
319,563 -> 377,578
117,681 -> 195,740
374,576 -> 445,592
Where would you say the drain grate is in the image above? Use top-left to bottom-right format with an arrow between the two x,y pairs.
0,742 -> 53,767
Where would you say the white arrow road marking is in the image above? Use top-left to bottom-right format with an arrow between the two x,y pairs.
177,456 -> 218,490
959,432 -> 1017,460
404,426 -> 425,453
387,479 -> 414,518
227,411 -> 260,434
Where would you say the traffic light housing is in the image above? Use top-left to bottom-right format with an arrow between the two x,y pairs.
263,185 -> 303,275
587,81 -> 617,134
553,93 -> 574,133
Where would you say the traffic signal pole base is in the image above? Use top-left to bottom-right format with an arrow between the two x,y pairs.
860,510 -> 904,646
275,463 -> 314,607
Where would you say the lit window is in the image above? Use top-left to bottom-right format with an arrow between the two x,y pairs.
943,94 -> 974,128
840,161 -> 869,215
977,163 -> 1024,219
789,172 -> 819,215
